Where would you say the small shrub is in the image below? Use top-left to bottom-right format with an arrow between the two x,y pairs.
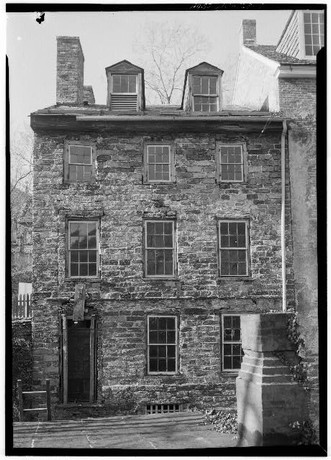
205,409 -> 237,434
289,420 -> 318,445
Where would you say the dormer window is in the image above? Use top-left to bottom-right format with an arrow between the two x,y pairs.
105,60 -> 144,112
303,11 -> 324,57
112,75 -> 137,94
182,62 -> 223,113
192,76 -> 218,112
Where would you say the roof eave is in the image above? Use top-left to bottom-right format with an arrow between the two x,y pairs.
275,64 -> 316,79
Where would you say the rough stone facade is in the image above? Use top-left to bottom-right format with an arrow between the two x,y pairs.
279,77 -> 318,431
31,124 -> 293,414
56,36 -> 84,104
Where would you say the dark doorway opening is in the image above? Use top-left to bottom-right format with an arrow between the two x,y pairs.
61,315 -> 96,404
68,319 -> 91,402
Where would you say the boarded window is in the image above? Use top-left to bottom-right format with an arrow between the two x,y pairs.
222,315 -> 243,371
147,316 -> 177,374
144,144 -> 174,183
144,220 -> 175,277
68,221 -> 99,278
64,143 -> 96,183
219,221 -> 249,277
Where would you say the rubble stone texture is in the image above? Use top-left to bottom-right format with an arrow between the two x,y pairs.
32,127 -> 294,412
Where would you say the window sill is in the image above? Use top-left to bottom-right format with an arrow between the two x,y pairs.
142,277 -> 179,282
143,182 -> 177,186
147,372 -> 178,376
64,277 -> 101,283
217,276 -> 253,282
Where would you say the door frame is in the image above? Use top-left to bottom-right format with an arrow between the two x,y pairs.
61,314 -> 96,404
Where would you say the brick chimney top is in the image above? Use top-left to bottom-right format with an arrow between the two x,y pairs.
241,19 -> 256,46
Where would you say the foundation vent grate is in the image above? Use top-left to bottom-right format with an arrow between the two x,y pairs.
146,403 -> 181,414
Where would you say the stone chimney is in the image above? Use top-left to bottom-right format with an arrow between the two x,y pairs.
56,36 -> 84,105
241,19 -> 256,46
83,86 -> 95,105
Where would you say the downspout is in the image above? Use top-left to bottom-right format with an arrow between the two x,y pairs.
281,120 -> 287,312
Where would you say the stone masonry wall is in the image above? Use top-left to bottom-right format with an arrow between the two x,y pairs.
32,128 -> 293,410
279,77 -> 319,433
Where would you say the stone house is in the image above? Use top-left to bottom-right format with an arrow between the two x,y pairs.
232,9 -> 323,433
30,34 -> 295,415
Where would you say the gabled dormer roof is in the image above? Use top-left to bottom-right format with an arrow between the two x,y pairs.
185,62 -> 224,75
105,59 -> 144,74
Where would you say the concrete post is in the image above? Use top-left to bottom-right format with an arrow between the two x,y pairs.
236,313 -> 308,446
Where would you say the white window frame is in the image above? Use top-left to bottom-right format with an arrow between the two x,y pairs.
217,143 -> 247,183
191,75 -> 219,112
64,142 -> 96,183
221,314 -> 243,372
111,74 -> 137,95
144,143 -> 175,184
147,315 -> 178,375
298,10 -> 324,60
67,219 -> 100,279
144,220 -> 176,279
218,220 -> 249,278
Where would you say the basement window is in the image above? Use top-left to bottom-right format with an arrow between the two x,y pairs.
222,314 -> 243,371
64,142 -> 96,183
68,220 -> 99,278
218,220 -> 249,277
217,144 -> 246,182
144,144 -> 175,183
147,316 -> 177,374
146,403 -> 181,414
110,74 -> 137,111
192,76 -> 219,112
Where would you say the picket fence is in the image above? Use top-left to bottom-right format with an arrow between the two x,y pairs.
12,294 -> 31,319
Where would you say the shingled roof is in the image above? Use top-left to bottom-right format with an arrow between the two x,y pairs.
245,44 -> 315,66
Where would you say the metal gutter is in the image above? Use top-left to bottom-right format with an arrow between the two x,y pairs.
275,65 -> 316,79
281,120 -> 288,312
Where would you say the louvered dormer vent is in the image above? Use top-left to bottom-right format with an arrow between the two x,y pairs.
110,94 -> 138,111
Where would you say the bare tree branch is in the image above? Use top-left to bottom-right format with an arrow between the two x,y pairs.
134,22 -> 209,105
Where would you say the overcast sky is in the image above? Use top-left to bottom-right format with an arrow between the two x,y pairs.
7,9 -> 291,131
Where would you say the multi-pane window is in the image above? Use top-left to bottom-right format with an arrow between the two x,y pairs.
222,315 -> 243,371
68,221 -> 98,277
144,221 -> 175,277
112,74 -> 137,93
219,145 -> 244,182
219,221 -> 249,277
147,316 -> 177,374
192,76 -> 218,112
303,11 -> 324,56
145,145 -> 173,183
64,144 -> 95,183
